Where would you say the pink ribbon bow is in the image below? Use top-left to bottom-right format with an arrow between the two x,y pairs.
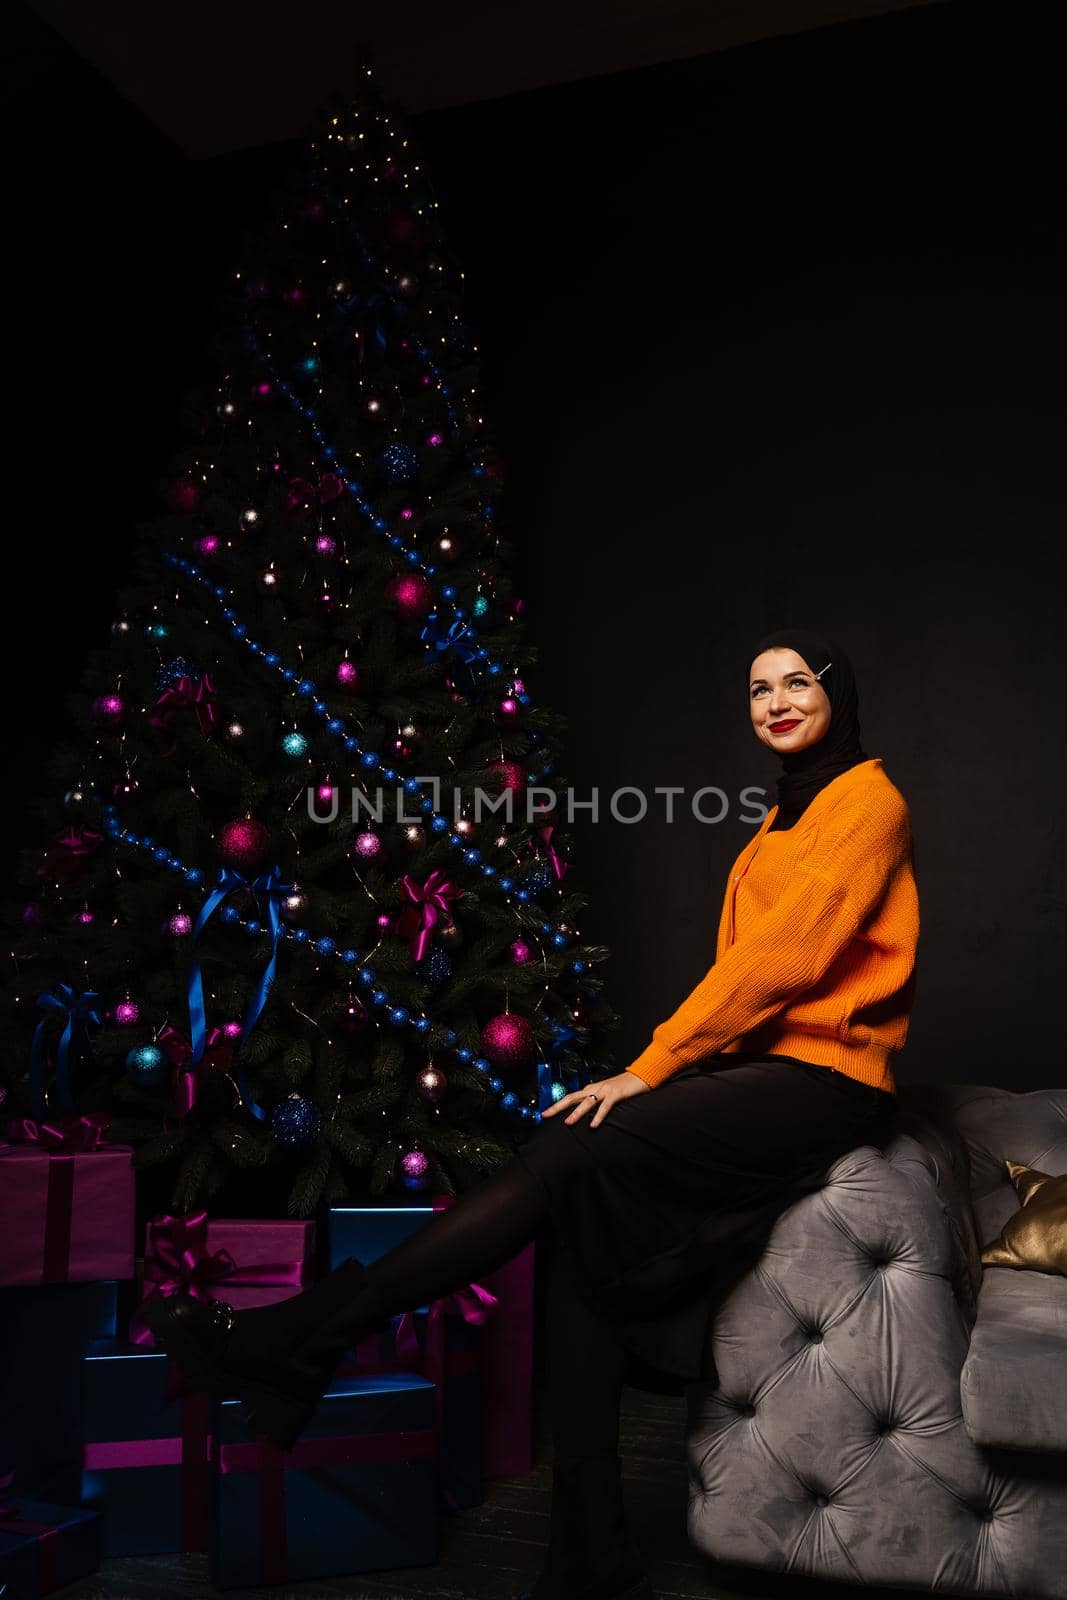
286,472 -> 344,514
158,1024 -> 234,1119
535,819 -> 570,881
1,1111 -> 111,1153
394,870 -> 464,963
129,1210 -> 308,1346
35,824 -> 103,884
149,674 -> 220,758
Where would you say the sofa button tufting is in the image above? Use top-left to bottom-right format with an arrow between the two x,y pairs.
815,1494 -> 829,1508
808,1330 -> 823,1344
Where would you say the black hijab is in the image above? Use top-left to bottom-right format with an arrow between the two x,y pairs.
751,629 -> 869,830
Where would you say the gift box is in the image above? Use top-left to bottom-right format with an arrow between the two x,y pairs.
129,1212 -> 316,1343
328,1196 -> 535,1477
340,1304 -> 484,1509
80,1339 -> 214,1556
0,1281 -> 119,1503
210,1372 -> 439,1588
0,1495 -> 100,1599
0,1118 -> 134,1286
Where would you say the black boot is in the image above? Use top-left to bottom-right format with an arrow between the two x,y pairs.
137,1257 -> 387,1451
519,1456 -> 654,1600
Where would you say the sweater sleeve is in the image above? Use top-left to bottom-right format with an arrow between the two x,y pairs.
626,793 -> 911,1088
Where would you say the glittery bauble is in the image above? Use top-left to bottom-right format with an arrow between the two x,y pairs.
437,917 -> 462,946
156,657 -> 197,692
376,911 -> 393,931
498,697 -> 520,720
403,824 -> 425,851
125,1043 -> 168,1085
399,1147 -> 431,1188
313,533 -> 337,557
270,1095 -> 322,1149
73,907 -> 95,927
91,693 -> 127,728
338,996 -> 368,1033
312,588 -> 337,619
167,911 -> 193,937
281,730 -> 309,759
64,785 -> 89,811
239,508 -> 259,530
351,830 -> 385,862
112,776 -> 140,804
194,534 -> 220,560
481,1012 -> 536,1072
416,1064 -> 448,1104
258,567 -> 279,592
222,1020 -> 243,1040
526,862 -> 555,897
417,948 -> 452,989
225,721 -> 245,742
111,617 -> 132,638
315,784 -> 336,807
114,998 -> 140,1026
380,442 -> 419,483
336,660 -> 359,691
281,887 -> 310,920
486,759 -> 526,796
436,532 -> 460,561
168,480 -> 199,513
217,818 -> 271,872
384,573 -> 434,619
509,938 -> 534,965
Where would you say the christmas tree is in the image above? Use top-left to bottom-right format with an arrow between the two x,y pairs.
1,59 -> 618,1218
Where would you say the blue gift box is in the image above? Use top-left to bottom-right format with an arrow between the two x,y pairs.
0,1281 -> 118,1503
210,1371 -> 439,1588
80,1339 -> 214,1557
0,1498 -> 100,1599
329,1204 -> 484,1509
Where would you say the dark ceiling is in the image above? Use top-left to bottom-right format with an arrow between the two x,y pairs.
24,0 -> 953,157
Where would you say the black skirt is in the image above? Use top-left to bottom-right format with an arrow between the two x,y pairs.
513,1053 -> 898,1387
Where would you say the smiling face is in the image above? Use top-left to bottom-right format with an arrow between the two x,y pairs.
749,647 -> 832,755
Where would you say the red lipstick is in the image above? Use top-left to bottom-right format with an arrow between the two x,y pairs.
768,720 -> 801,732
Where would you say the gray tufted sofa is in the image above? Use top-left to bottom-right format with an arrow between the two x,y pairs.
685,1084 -> 1067,1599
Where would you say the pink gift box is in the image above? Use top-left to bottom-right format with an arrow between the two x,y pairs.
131,1215 -> 316,1345
0,1139 -> 135,1286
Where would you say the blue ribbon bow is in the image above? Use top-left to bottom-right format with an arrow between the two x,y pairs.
418,611 -> 482,666
30,984 -> 102,1121
187,865 -> 292,1121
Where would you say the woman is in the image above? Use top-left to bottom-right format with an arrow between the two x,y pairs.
143,626 -> 920,1600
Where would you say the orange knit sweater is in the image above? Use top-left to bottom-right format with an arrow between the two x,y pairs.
626,758 -> 919,1095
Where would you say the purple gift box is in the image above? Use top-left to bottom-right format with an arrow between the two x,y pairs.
129,1213 -> 316,1344
0,1119 -> 134,1287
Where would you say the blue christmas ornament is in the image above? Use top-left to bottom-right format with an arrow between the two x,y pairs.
417,948 -> 453,990
549,1081 -> 568,1104
281,730 -> 309,758
155,656 -> 197,691
270,1094 -> 322,1149
526,862 -> 555,897
380,441 -> 419,483
124,1043 -> 168,1085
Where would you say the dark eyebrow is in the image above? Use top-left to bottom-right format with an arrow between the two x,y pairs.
749,670 -> 811,688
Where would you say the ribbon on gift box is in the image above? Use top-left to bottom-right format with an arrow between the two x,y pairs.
214,1425 -> 438,1585
0,1471 -> 60,1592
0,1114 -> 114,1282
81,1389 -> 213,1552
129,1211 -> 312,1347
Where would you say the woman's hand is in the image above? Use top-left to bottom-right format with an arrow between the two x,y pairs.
542,1069 -> 652,1128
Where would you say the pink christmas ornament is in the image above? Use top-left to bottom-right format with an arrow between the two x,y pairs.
222,1020 -> 243,1040
508,938 -> 534,965
486,759 -> 526,796
314,534 -> 337,557
336,659 -> 359,691
167,911 -> 193,937
91,693 -> 127,728
168,479 -> 199,513
114,998 -> 140,1026
339,997 -> 368,1033
377,911 -> 393,930
351,829 -> 385,863
481,1012 -> 537,1071
385,573 -> 434,619
416,1064 -> 448,1104
498,697 -> 520,720
216,817 -> 271,872
74,906 -> 95,927
194,533 -> 221,559
400,1147 -> 431,1187
315,784 -> 336,806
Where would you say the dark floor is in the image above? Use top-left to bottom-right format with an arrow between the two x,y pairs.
60,1382 -> 936,1600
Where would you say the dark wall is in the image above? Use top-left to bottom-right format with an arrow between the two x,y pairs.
12,2 -> 1066,1090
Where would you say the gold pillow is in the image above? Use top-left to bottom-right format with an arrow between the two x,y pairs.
980,1160 -> 1067,1276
